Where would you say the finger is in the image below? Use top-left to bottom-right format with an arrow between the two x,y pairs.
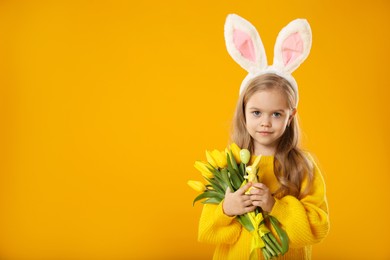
237,182 -> 252,195
250,195 -> 262,201
251,182 -> 267,189
225,187 -> 232,195
252,200 -> 262,207
244,205 -> 257,213
250,189 -> 266,196
249,187 -> 261,194
241,194 -> 251,201
243,200 -> 253,207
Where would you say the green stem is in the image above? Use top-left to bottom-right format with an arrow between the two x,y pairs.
262,247 -> 271,260
263,233 -> 280,256
268,232 -> 283,254
269,215 -> 289,254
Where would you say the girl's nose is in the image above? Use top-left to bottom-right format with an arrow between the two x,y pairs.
260,116 -> 271,127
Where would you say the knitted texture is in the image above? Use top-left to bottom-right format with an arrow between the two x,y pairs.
198,155 -> 329,260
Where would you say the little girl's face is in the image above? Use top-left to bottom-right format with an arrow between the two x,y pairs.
245,88 -> 295,155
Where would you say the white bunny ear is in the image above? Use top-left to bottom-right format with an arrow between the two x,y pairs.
273,19 -> 312,74
224,14 -> 267,73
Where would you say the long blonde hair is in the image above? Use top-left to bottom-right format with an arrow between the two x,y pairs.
231,74 -> 313,198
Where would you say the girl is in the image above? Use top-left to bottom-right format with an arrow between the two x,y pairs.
198,15 -> 329,259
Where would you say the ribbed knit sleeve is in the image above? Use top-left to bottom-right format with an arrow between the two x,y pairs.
269,155 -> 330,248
198,200 -> 242,245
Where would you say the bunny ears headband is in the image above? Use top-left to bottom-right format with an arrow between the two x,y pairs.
224,14 -> 312,105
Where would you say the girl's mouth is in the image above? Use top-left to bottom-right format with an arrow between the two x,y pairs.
258,131 -> 272,136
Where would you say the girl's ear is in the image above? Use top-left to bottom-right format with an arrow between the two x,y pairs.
224,14 -> 267,73
288,109 -> 297,126
273,19 -> 312,74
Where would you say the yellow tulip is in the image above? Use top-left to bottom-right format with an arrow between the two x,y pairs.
206,150 -> 217,168
187,180 -> 206,192
194,161 -> 214,179
211,149 -> 227,168
230,143 -> 241,164
224,148 -> 229,158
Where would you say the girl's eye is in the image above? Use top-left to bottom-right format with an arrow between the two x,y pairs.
272,112 -> 282,117
252,111 -> 261,117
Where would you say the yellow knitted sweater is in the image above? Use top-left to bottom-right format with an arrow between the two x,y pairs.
198,155 -> 329,260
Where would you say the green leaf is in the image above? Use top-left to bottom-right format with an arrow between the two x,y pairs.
192,193 -> 207,206
236,214 -> 254,232
239,163 -> 246,178
192,190 -> 224,206
236,166 -> 244,183
202,197 -> 222,204
229,149 -> 240,172
226,153 -> 237,175
220,168 -> 234,191
205,177 -> 225,194
226,154 -> 242,191
210,167 -> 227,189
228,170 -> 242,191
212,169 -> 223,182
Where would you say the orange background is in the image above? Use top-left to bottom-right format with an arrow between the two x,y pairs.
0,0 -> 389,259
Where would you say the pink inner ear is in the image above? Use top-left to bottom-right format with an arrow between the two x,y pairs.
233,29 -> 256,62
282,32 -> 304,66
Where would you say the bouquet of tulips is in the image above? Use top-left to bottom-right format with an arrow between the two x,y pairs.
188,143 -> 289,260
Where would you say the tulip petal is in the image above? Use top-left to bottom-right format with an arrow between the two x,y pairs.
206,150 -> 218,168
194,161 -> 214,179
187,180 -> 206,192
230,143 -> 242,164
211,149 -> 227,168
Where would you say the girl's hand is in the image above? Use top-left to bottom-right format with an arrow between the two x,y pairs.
249,183 -> 275,213
223,182 -> 257,217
